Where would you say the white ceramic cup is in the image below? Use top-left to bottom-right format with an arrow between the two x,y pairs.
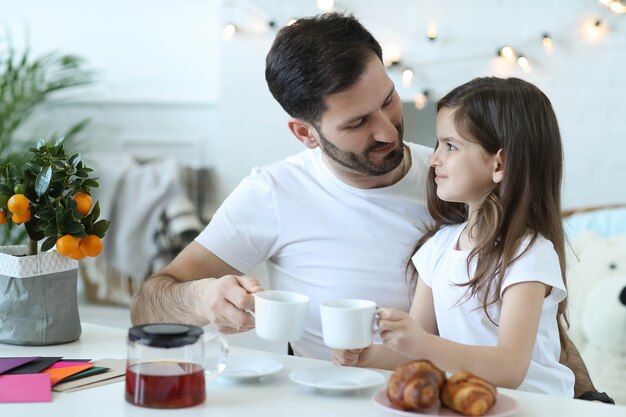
253,290 -> 310,342
320,299 -> 378,349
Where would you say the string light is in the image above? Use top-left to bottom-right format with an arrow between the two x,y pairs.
402,68 -> 414,87
383,45 -> 403,67
497,46 -> 517,63
427,22 -> 438,41
414,90 -> 429,110
223,23 -> 237,41
585,18 -> 608,40
609,1 -> 626,13
317,0 -> 334,12
225,5 -> 618,94
599,0 -> 626,14
517,56 -> 531,73
542,33 -> 554,54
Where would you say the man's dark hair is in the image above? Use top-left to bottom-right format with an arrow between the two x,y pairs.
265,12 -> 383,124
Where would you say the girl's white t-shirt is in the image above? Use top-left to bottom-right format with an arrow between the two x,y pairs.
412,223 -> 575,397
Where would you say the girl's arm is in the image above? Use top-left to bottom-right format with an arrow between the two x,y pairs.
380,281 -> 547,389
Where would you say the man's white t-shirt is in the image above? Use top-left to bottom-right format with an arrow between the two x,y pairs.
196,143 -> 432,360
412,223 -> 575,397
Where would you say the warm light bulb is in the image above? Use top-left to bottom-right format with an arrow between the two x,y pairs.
414,91 -> 429,110
427,22 -> 438,41
598,0 -> 611,5
517,56 -> 531,73
498,46 -> 517,63
317,0 -> 334,11
402,69 -> 414,87
609,1 -> 626,13
542,34 -> 554,54
383,45 -> 402,67
223,23 -> 236,41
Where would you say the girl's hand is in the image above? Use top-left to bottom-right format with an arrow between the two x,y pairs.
378,307 -> 427,358
332,345 -> 373,367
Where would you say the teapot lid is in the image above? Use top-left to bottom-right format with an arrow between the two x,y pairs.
128,324 -> 203,348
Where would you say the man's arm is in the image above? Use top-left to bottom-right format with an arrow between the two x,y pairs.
560,333 -> 595,397
130,242 -> 264,333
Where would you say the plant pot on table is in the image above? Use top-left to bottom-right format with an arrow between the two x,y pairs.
0,245 -> 81,345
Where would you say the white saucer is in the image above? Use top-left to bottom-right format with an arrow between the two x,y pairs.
289,366 -> 386,394
216,357 -> 284,381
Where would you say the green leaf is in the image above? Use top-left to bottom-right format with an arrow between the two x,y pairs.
41,236 -> 57,252
92,219 -> 110,237
36,138 -> 45,149
90,200 -> 100,220
38,209 -> 55,221
62,208 -> 77,226
82,178 -> 99,188
64,222 -> 85,235
70,153 -> 82,168
44,224 -> 57,237
54,136 -> 65,147
35,165 -> 52,197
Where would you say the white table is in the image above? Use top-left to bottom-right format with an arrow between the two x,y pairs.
0,323 -> 624,417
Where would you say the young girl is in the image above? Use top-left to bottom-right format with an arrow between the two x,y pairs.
334,77 -> 575,397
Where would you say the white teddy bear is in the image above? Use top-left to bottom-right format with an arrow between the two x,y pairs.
566,232 -> 626,405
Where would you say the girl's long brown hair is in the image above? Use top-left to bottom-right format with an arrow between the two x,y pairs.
411,77 -> 569,350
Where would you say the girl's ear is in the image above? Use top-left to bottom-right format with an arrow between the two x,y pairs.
492,149 -> 505,184
288,118 -> 319,149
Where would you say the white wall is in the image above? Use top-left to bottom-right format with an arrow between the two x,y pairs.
2,0 -> 625,208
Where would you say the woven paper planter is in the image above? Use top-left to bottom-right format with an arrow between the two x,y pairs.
0,245 -> 81,345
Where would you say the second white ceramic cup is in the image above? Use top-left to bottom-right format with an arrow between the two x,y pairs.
253,290 -> 310,342
319,299 -> 378,349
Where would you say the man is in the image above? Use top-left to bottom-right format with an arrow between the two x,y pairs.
131,12 -> 607,401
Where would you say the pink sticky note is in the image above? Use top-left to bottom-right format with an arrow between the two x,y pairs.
0,374 -> 52,403
46,361 -> 90,370
0,357 -> 40,374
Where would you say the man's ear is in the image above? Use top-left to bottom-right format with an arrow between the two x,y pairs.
492,149 -> 505,184
288,118 -> 319,149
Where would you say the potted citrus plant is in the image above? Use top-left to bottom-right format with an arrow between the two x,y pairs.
0,137 -> 109,345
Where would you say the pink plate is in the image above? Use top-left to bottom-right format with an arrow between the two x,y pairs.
372,390 -> 519,417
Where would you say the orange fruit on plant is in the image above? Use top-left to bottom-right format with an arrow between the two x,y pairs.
56,235 -> 80,257
7,194 -> 29,214
69,246 -> 86,260
11,210 -> 31,224
0,209 -> 6,224
80,234 -> 103,257
73,192 -> 92,216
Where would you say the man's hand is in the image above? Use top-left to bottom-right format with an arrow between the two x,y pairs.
201,275 -> 264,334
332,346 -> 373,367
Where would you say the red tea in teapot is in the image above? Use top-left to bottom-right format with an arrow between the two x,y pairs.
125,361 -> 205,408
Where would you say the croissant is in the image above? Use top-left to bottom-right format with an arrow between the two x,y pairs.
386,360 -> 447,411
440,371 -> 497,416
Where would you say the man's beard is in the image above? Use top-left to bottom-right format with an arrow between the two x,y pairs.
316,118 -> 405,176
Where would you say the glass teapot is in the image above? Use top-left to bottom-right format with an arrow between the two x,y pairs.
125,323 -> 228,408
